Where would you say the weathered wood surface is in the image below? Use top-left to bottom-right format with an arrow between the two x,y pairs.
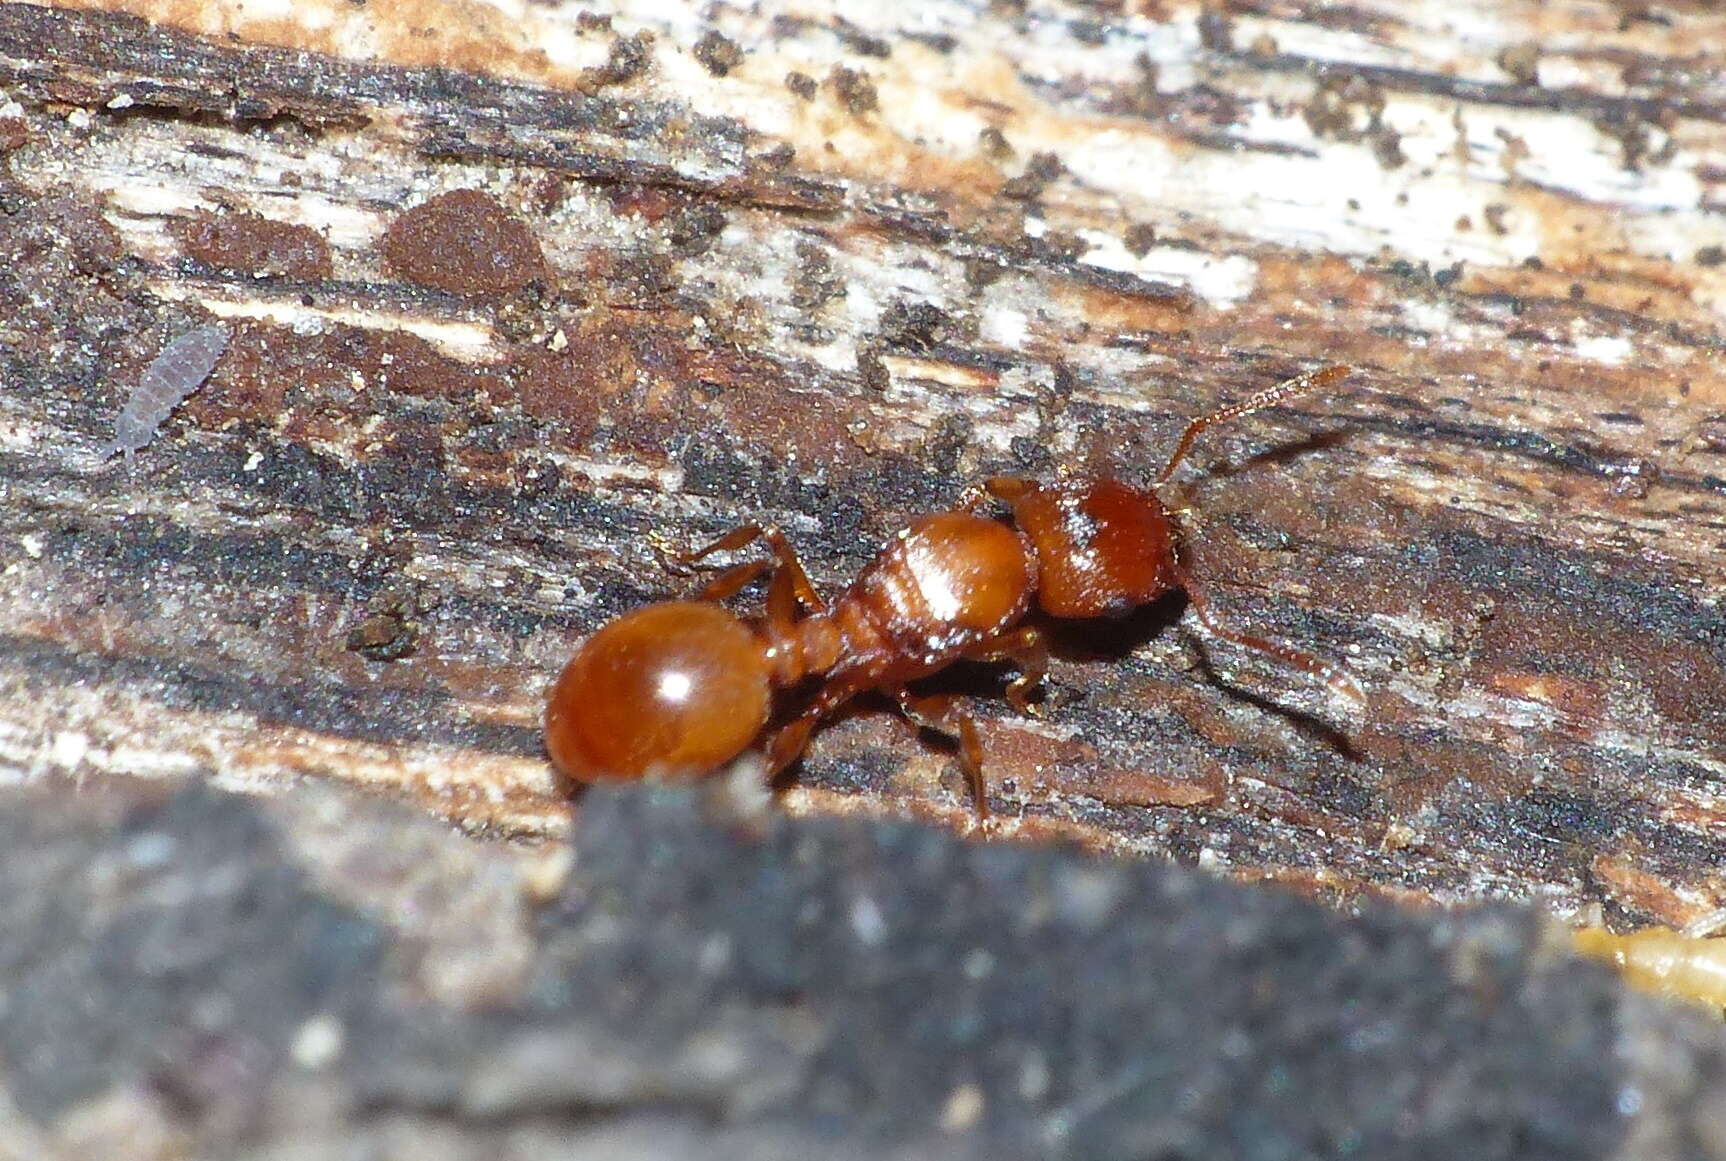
0,0 -> 1724,933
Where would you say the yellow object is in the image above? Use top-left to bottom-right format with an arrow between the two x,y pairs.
1573,926 -> 1726,1011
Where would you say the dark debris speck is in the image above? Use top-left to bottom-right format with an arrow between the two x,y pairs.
693,30 -> 744,77
878,300 -> 950,352
828,66 -> 879,115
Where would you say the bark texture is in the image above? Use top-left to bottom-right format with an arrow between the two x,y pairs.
1,0 -> 1725,1152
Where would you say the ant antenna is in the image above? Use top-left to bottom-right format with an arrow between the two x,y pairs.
1155,365 -> 1350,487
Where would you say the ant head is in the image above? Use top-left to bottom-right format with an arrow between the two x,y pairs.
999,479 -> 1180,619
545,601 -> 772,781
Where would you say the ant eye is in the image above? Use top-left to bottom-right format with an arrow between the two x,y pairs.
544,602 -> 771,781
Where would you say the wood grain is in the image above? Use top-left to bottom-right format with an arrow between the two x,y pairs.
0,0 -> 1722,929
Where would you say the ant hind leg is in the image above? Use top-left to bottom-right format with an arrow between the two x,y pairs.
655,523 -> 828,615
762,671 -> 874,778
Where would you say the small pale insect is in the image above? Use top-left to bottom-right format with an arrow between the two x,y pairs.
99,323 -> 232,461
1573,925 -> 1726,1012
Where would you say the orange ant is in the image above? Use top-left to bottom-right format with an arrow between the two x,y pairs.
544,365 -> 1361,816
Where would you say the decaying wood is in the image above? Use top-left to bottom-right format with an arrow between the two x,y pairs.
0,0 -> 1723,935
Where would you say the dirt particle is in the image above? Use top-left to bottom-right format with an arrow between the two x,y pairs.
753,142 -> 796,170
834,18 -> 891,58
963,258 -> 1005,290
176,210 -> 332,280
1496,44 -> 1540,86
1608,459 -> 1657,500
978,126 -> 1013,160
879,300 -> 950,352
1483,204 -> 1510,235
1038,230 -> 1088,263
785,71 -> 818,100
791,240 -> 846,310
603,251 -> 679,305
1370,126 -> 1405,170
1114,53 -> 1163,118
581,30 -> 653,91
828,66 -> 879,115
344,583 -> 430,661
1197,7 -> 1232,52
1124,223 -> 1158,257
381,189 -> 547,296
0,117 -> 30,153
1000,151 -> 1064,201
1010,434 -> 1052,472
920,412 -> 972,477
857,347 -> 889,392
1071,20 -> 1109,46
665,202 -> 729,257
1594,110 -> 1664,172
493,282 -> 555,344
1494,127 -> 1531,177
693,30 -> 744,77
1304,75 -> 1390,147
1696,245 -> 1725,267
1693,417 -> 1726,453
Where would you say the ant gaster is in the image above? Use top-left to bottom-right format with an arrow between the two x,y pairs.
545,365 -> 1360,815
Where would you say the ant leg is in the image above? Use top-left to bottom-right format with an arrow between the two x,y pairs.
962,625 -> 1048,716
762,670 -> 875,776
658,523 -> 828,612
690,558 -> 777,604
956,476 -> 1042,514
1155,365 -> 1350,486
1179,567 -> 1366,705
895,690 -> 990,821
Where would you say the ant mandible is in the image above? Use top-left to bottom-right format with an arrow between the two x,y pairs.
544,365 -> 1360,816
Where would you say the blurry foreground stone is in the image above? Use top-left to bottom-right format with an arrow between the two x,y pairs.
3,778 -> 1725,1160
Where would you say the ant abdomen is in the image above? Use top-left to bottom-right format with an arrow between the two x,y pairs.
544,600 -> 772,781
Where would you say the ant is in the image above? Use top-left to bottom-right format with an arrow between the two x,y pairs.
545,364 -> 1361,817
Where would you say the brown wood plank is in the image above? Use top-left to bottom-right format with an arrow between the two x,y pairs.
0,1 -> 1722,934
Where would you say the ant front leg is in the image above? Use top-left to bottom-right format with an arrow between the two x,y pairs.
894,690 -> 991,822
656,523 -> 828,618
1179,566 -> 1366,705
955,476 -> 1037,513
